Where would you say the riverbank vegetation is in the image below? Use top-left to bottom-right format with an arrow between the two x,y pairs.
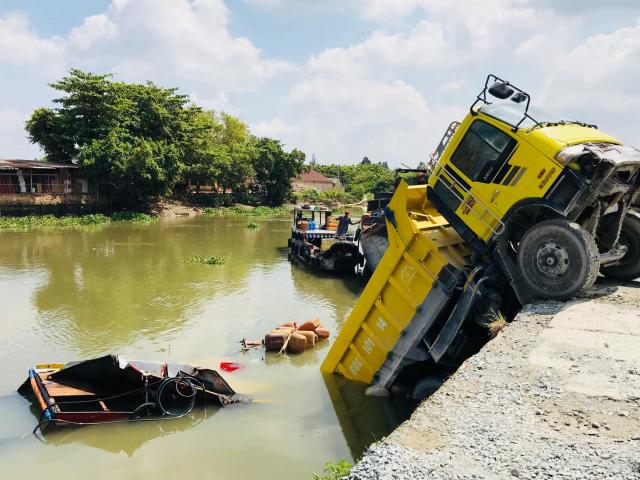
313,162 -> 396,198
312,460 -> 352,480
26,70 -> 305,208
202,205 -> 289,217
0,212 -> 156,231
25,70 -> 416,216
293,188 -> 360,206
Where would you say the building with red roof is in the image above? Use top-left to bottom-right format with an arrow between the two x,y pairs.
292,170 -> 342,192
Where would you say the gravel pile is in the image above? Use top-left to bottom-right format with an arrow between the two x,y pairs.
348,286 -> 640,480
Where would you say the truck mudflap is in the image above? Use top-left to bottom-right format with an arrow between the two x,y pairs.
320,181 -> 471,386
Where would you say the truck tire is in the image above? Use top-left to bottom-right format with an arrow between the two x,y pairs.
410,375 -> 445,401
601,211 -> 640,281
517,219 -> 599,300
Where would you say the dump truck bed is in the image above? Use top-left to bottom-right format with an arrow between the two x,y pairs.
321,182 -> 471,390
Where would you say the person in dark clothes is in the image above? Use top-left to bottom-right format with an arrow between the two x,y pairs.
336,211 -> 360,237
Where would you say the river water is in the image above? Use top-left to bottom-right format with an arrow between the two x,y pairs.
0,216 -> 412,479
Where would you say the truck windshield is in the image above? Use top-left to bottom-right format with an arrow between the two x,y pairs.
480,103 -> 561,129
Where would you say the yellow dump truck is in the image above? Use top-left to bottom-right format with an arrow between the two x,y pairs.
322,74 -> 640,398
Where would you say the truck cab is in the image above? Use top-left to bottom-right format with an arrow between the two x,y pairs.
428,74 -> 640,302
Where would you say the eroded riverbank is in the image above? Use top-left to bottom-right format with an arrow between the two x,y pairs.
349,282 -> 640,479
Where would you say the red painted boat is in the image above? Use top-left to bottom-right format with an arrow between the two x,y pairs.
18,355 -> 238,432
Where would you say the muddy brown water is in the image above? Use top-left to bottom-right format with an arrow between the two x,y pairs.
0,216 -> 413,479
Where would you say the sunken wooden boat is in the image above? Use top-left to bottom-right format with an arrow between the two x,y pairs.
18,355 -> 238,432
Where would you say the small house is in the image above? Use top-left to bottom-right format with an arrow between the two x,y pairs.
0,159 -> 96,211
292,170 -> 341,192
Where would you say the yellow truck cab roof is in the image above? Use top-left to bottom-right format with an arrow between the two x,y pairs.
478,103 -> 622,160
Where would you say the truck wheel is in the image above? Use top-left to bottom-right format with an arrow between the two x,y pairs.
517,219 -> 599,300
601,211 -> 640,281
410,375 -> 445,401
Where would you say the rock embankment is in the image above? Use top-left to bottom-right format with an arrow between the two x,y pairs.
349,282 -> 640,480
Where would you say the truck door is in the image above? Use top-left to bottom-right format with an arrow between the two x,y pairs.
438,119 -> 517,241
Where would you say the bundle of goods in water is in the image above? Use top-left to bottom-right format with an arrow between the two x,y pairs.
264,319 -> 330,354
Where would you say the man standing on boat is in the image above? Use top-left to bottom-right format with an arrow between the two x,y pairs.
336,211 -> 360,238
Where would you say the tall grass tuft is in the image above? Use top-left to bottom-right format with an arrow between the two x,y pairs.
485,310 -> 508,338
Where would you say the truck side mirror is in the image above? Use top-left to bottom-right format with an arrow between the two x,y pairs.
488,82 -> 514,100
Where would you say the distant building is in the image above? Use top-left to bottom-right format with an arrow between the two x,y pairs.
0,159 -> 97,211
292,170 -> 342,192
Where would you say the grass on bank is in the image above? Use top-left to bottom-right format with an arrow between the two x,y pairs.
0,212 -> 156,231
312,460 -> 352,480
184,255 -> 225,266
202,205 -> 289,217
485,310 -> 508,338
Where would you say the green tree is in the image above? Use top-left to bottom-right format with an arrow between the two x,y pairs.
182,111 -> 224,191
215,113 -> 254,196
26,69 -> 302,205
314,162 -> 395,197
26,70 -> 200,200
251,138 -> 305,206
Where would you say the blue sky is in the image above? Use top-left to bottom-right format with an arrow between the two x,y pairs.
1,0 -> 639,166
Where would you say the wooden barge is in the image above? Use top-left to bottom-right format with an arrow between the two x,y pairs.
288,206 -> 362,274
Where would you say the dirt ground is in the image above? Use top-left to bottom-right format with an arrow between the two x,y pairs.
149,198 -> 204,217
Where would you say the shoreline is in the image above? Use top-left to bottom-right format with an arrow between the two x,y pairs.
348,281 -> 640,479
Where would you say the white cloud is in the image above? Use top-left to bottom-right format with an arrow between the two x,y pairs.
0,13 -> 63,65
0,0 -> 294,157
65,0 -> 293,90
0,109 -> 40,158
307,20 -> 449,74
535,19 -> 640,144
268,0 -> 640,164
1,0 -> 639,163
440,80 -> 465,93
281,73 -> 464,164
251,118 -> 301,139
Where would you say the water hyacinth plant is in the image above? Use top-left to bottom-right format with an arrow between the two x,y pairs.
185,255 -> 225,266
0,212 -> 157,231
202,205 -> 288,217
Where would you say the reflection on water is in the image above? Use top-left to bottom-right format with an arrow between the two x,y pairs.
323,374 -> 416,459
0,216 -> 412,479
37,408 -> 216,457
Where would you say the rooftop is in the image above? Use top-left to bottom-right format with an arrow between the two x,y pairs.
0,159 -> 79,170
297,170 -> 333,183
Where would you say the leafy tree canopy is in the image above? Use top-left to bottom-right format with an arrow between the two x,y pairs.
252,138 -> 305,206
26,69 -> 261,201
314,162 -> 396,198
